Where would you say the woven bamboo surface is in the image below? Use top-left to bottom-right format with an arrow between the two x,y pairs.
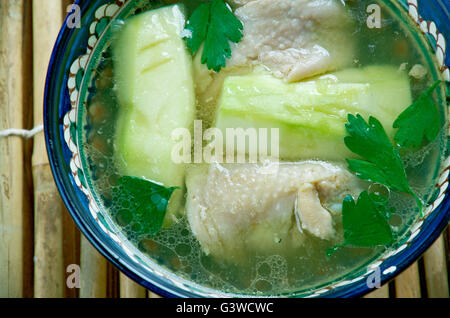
0,0 -> 448,298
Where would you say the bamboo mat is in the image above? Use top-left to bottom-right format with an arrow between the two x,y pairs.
0,0 -> 448,298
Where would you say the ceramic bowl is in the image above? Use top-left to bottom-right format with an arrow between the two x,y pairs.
44,0 -> 450,297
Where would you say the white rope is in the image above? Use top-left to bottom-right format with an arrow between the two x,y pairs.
0,125 -> 43,139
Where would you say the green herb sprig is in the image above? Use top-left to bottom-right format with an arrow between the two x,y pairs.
345,114 -> 421,208
394,81 -> 442,149
184,0 -> 244,72
113,176 -> 178,236
327,191 -> 394,256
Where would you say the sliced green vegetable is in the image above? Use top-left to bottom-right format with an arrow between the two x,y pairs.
113,176 -> 178,236
393,81 -> 442,148
184,0 -> 243,72
215,66 -> 412,161
113,4 -> 196,216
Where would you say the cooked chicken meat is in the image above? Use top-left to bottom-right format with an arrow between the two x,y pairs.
228,0 -> 355,82
296,183 -> 334,240
185,162 -> 363,260
227,0 -> 255,8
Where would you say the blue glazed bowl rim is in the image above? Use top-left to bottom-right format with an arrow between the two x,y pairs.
44,0 -> 450,298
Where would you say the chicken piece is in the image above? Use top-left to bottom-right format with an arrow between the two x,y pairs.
227,0 -> 255,8
228,0 -> 354,82
185,162 -> 363,261
296,183 -> 334,240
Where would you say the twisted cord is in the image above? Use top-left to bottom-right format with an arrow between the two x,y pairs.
0,125 -> 44,139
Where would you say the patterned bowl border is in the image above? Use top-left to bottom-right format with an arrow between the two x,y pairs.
58,0 -> 449,297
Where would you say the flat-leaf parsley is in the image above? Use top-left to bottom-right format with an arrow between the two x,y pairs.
393,81 -> 442,149
344,114 -> 419,207
327,191 -> 394,256
112,176 -> 178,236
184,0 -> 244,72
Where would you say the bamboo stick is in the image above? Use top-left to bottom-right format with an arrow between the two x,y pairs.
32,0 -> 65,298
394,262 -> 421,298
62,0 -> 73,11
148,290 -> 162,298
120,273 -> 147,298
21,0 -> 35,299
107,262 -> 120,298
422,235 -> 449,298
364,284 -> 389,298
62,207 -> 80,298
0,0 -> 28,298
79,236 -> 107,298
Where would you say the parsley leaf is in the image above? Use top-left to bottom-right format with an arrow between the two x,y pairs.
112,176 -> 178,236
184,3 -> 210,56
184,0 -> 243,72
345,114 -> 416,197
342,192 -> 393,247
393,81 -> 442,148
342,191 -> 393,247
327,191 -> 394,256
